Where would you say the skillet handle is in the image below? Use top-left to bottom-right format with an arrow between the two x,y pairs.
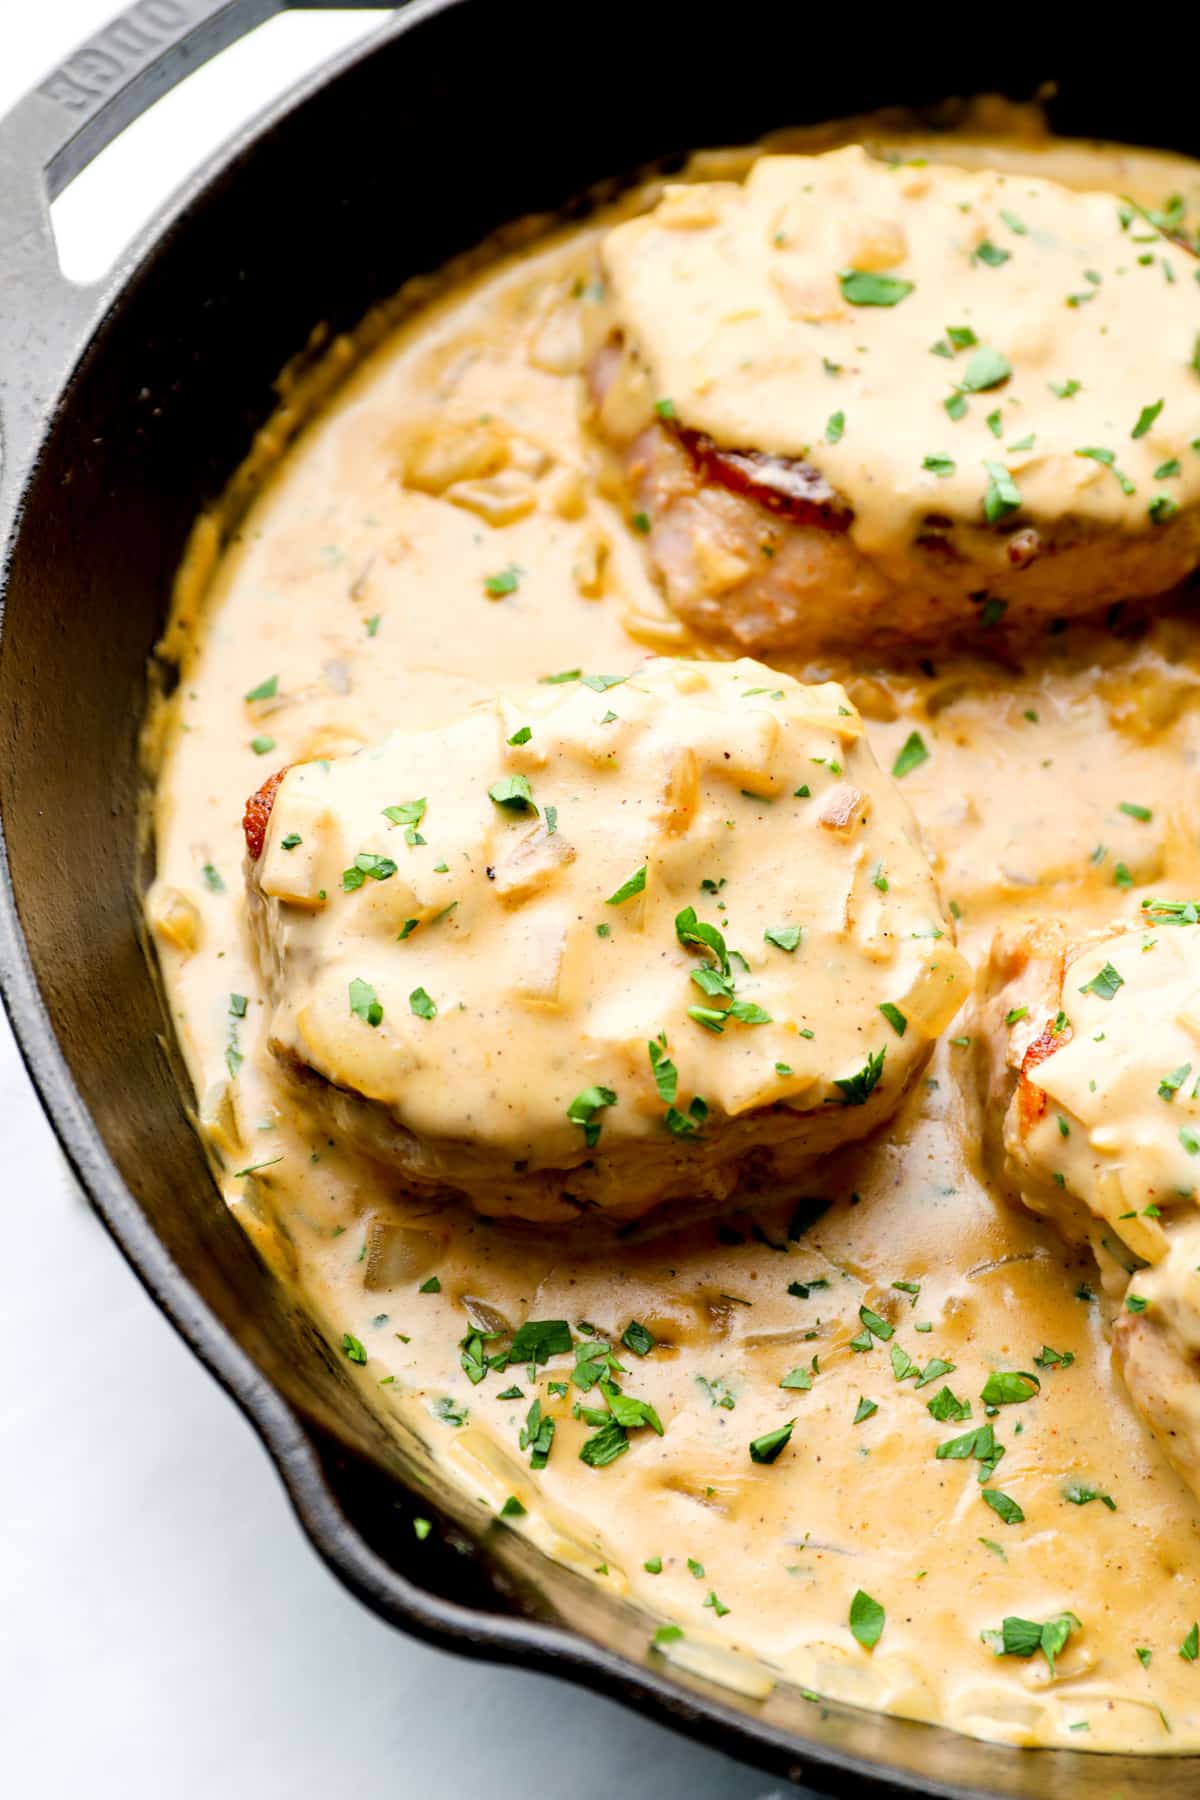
0,0 -> 393,506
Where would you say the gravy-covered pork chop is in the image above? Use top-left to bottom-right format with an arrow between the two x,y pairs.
984,902 -> 1200,1497
245,657 -> 968,1223
589,147 -> 1200,654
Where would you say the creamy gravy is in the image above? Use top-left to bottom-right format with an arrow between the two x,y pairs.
147,119 -> 1200,1752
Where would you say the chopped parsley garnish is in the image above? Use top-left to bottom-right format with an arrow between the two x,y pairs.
927,1386 -> 972,1423
892,731 -> 929,778
749,1419 -> 795,1464
418,1275 -> 441,1294
853,1396 -> 878,1424
915,1358 -> 957,1391
1142,897 -> 1199,923
1159,1062 -> 1192,1101
937,1422 -> 1000,1469
981,1370 -> 1039,1406
500,1496 -> 526,1518
973,240 -> 1010,268
697,1374 -> 736,1410
348,978 -> 383,1027
231,1156 -> 284,1179
488,774 -> 534,811
849,1588 -> 885,1649
622,1320 -> 656,1357
654,397 -> 676,419
1132,399 -> 1164,439
507,725 -> 532,746
484,566 -> 521,597
607,865 -> 647,906
1064,1480 -> 1116,1511
567,1085 -> 617,1148
1034,1345 -> 1075,1369
983,460 -> 1022,523
539,668 -> 581,685
764,924 -> 802,952
788,1277 -> 830,1300
341,1333 -> 367,1365
1125,1294 -> 1150,1313
509,1318 -> 572,1364
879,1002 -> 907,1038
858,1304 -> 894,1342
961,347 -> 1012,392
729,999 -> 772,1025
1150,495 -> 1180,524
838,269 -> 914,306
1050,378 -> 1081,398
343,852 -> 398,890
665,1097 -> 708,1137
519,1399 -> 555,1468
383,798 -> 428,845
781,1367 -> 814,1391
947,325 -> 978,350
244,674 -> 278,701
250,736 -> 275,756
923,453 -> 956,477
281,832 -> 302,851
983,1612 -> 1080,1674
834,1047 -> 886,1106
826,410 -> 845,443
982,1488 -> 1025,1526
647,1036 -> 678,1105
1076,446 -> 1137,495
675,905 -> 729,975
1078,961 -> 1124,1001
409,987 -> 436,1020
1181,1623 -> 1200,1662
1119,800 -> 1153,822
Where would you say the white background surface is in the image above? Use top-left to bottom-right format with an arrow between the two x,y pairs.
0,6 -> 805,1797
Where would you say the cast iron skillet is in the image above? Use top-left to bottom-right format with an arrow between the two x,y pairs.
0,5 -> 1195,1793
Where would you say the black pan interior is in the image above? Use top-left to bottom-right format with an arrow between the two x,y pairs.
2,8 -> 1197,1794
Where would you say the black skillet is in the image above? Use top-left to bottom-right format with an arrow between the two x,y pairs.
0,4 -> 1192,1793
